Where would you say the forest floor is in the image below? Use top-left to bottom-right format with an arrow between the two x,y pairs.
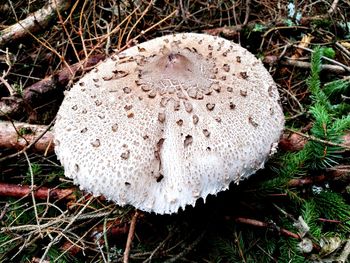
0,1 -> 350,262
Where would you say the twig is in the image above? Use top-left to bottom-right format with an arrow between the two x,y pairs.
39,197 -> 93,262
328,0 -> 340,14
292,45 -> 350,73
242,0 -> 251,26
233,217 -> 300,239
0,0 -> 71,48
287,165 -> 349,187
0,182 -> 75,200
335,42 -> 350,61
123,210 -> 139,263
281,59 -> 348,74
0,119 -> 55,162
286,128 -> 350,151
0,76 -> 15,96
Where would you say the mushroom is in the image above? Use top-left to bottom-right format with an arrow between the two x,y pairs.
54,33 -> 285,214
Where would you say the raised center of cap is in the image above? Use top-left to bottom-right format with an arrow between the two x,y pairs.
158,53 -> 193,77
137,49 -> 215,100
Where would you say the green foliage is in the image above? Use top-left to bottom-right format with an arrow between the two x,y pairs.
277,238 -> 306,263
324,79 -> 350,97
301,200 -> 321,238
256,45 -> 350,262
210,229 -> 280,263
321,47 -> 336,59
314,191 -> 350,232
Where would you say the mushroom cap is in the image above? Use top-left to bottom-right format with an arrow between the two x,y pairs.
54,33 -> 284,214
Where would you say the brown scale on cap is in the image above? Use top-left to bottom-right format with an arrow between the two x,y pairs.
54,33 -> 285,215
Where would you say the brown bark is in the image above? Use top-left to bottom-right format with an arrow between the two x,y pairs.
0,182 -> 75,200
0,120 -> 54,154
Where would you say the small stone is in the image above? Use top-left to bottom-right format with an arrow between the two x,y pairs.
236,56 -> 241,63
229,102 -> 236,110
95,100 -> 102,106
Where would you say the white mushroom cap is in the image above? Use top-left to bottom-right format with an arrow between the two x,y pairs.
54,33 -> 284,214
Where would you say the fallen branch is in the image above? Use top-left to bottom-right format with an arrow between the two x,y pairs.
0,182 -> 75,200
0,0 -> 71,48
0,54 -> 106,119
280,58 -> 348,74
0,120 -> 54,154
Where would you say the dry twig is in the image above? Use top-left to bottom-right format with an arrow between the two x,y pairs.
0,182 -> 75,200
123,210 -> 139,263
281,59 -> 348,75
